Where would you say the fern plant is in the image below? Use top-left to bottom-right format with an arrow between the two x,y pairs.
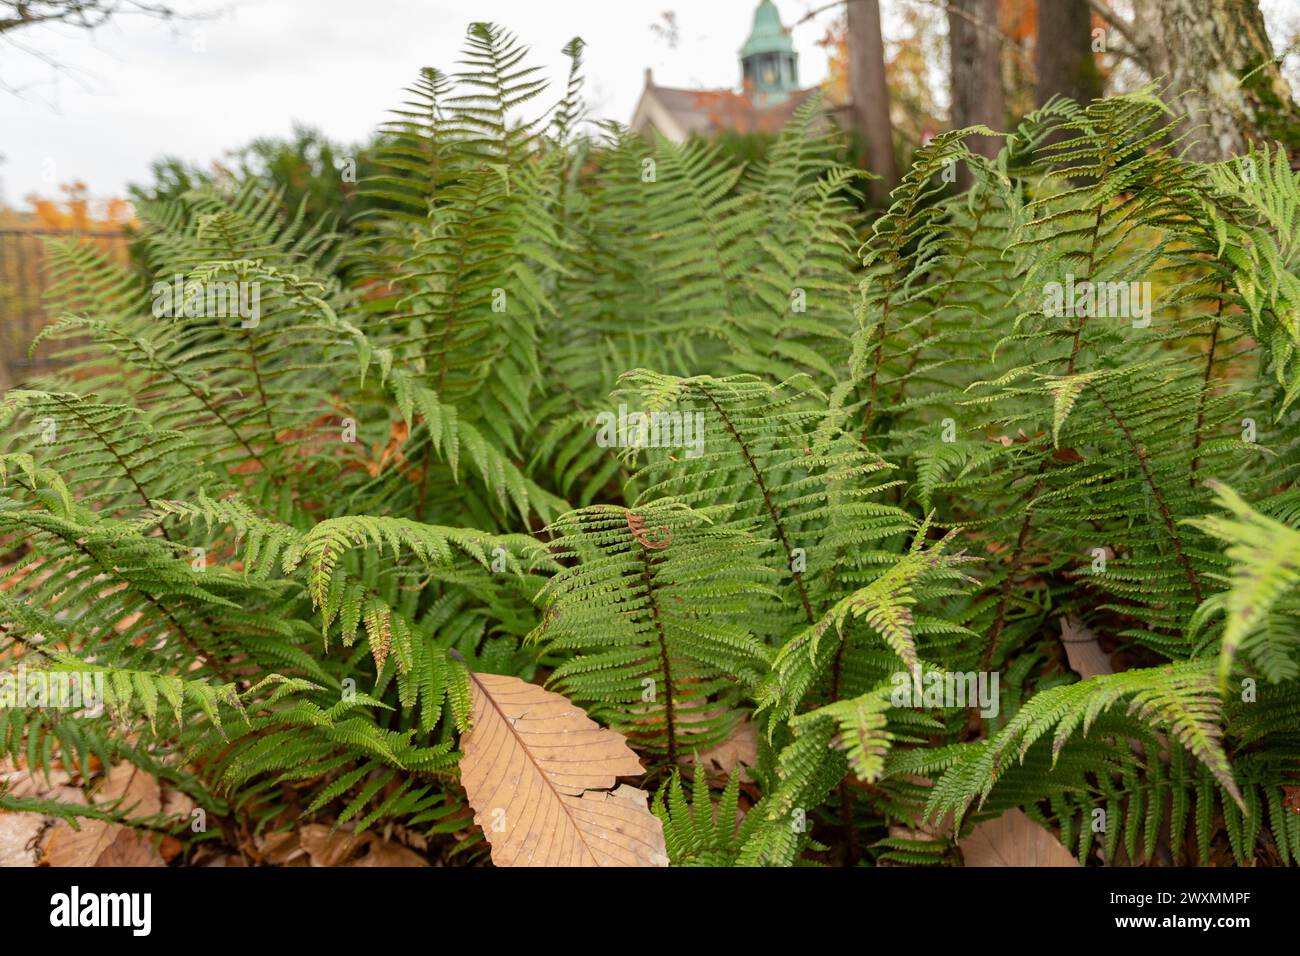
3,23 -> 1299,867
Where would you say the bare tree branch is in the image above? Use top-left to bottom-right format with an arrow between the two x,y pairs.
0,0 -> 179,35
795,0 -> 1032,70
0,0 -> 214,99
1087,0 -> 1141,52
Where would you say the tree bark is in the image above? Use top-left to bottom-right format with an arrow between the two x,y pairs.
948,0 -> 1004,188
846,0 -> 899,205
1036,0 -> 1102,108
1127,0 -> 1299,161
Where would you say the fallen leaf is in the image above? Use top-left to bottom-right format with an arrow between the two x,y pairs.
0,759 -> 89,865
257,830 -> 304,865
41,762 -> 164,867
350,839 -> 429,867
1059,615 -> 1113,680
367,420 -> 418,479
389,825 -> 428,853
1282,785 -> 1300,815
0,811 -> 46,866
686,716 -> 757,781
299,823 -> 371,867
959,808 -> 1079,867
0,761 -> 82,801
157,834 -> 185,863
459,670 -> 668,867
888,825 -> 939,841
160,788 -> 195,819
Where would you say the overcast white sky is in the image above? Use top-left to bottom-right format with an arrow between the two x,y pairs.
3,1 -> 1297,207
0,0 -> 841,204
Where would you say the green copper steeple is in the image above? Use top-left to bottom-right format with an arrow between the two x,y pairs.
740,0 -> 799,105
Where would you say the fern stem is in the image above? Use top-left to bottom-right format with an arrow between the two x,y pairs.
696,385 -> 815,624
1065,202 -> 1107,376
176,379 -> 263,469
1093,387 -> 1203,604
984,193 -> 1109,667
215,230 -> 277,463
831,636 -> 858,865
241,330 -> 275,448
1189,287 -> 1226,487
104,327 -> 263,467
58,530 -> 238,685
52,394 -> 157,512
434,174 -> 489,396
416,434 -> 433,522
838,781 -> 860,865
696,384 -> 862,864
860,272 -> 896,435
980,461 -> 1047,673
638,547 -> 677,765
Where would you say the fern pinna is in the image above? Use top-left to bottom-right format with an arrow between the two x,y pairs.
2,24 -> 1299,867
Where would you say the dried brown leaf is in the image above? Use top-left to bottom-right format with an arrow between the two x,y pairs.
0,811 -> 46,867
1059,614 -> 1113,680
160,788 -> 195,819
299,823 -> 371,867
959,808 -> 1079,867
0,759 -> 87,866
459,670 -> 668,867
350,839 -> 429,867
0,760 -> 76,798
41,762 -> 164,867
684,715 -> 757,781
257,829 -> 304,865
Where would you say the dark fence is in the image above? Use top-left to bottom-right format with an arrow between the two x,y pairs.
0,228 -> 130,391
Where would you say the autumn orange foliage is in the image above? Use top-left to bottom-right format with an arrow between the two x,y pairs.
20,181 -> 136,232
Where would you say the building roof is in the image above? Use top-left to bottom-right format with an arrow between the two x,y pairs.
631,72 -> 821,143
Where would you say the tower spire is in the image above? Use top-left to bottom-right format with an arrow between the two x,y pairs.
740,0 -> 799,105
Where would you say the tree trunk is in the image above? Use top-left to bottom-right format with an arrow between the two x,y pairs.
846,0 -> 898,204
1129,0 -> 1299,161
948,0 -> 1004,188
1035,0 -> 1102,107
